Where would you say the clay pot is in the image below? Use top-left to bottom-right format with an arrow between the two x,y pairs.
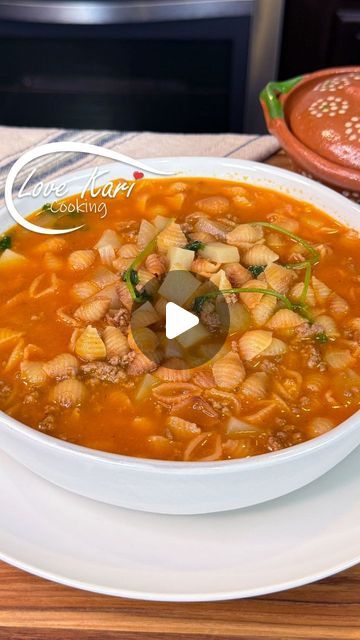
260,67 -> 360,203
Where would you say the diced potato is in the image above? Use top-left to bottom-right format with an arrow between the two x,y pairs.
107,390 -> 134,412
147,434 -> 173,457
185,279 -> 214,308
158,271 -> 201,306
0,249 -> 27,267
165,181 -> 188,195
163,337 -> 184,358
200,242 -> 239,264
132,417 -> 157,436
149,204 -> 168,217
215,299 -> 250,336
153,214 -> 169,230
165,193 -> 186,210
135,373 -> 158,402
154,296 -> 167,318
94,229 -> 121,249
131,301 -> 160,328
194,340 -> 224,366
176,322 -> 209,349
229,303 -> 251,334
168,246 -> 194,271
135,192 -> 150,213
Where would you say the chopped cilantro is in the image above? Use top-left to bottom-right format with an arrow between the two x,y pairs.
130,269 -> 139,286
123,235 -> 158,301
122,262 -> 153,303
122,268 -> 139,286
42,203 -> 52,212
292,303 -> 313,323
316,332 -> 329,344
184,240 -> 205,252
248,265 -> 265,278
136,290 -> 152,303
0,235 -> 11,251
192,296 -> 206,314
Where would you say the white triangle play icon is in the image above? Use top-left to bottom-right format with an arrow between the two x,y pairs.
165,302 -> 199,340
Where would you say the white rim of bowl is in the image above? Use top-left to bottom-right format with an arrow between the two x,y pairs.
1,156 -> 359,473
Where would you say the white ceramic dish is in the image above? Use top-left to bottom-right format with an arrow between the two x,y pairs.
0,446 -> 359,601
0,157 -> 360,515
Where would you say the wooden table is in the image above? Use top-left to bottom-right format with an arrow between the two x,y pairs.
1,150 -> 359,640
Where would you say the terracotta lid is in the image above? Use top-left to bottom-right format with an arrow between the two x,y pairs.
288,70 -> 360,171
259,67 -> 360,196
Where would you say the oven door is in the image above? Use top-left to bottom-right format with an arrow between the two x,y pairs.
0,0 -> 284,132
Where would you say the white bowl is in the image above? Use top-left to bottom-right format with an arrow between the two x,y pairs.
1,157 -> 360,515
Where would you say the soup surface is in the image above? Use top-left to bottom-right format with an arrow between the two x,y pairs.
0,177 -> 360,461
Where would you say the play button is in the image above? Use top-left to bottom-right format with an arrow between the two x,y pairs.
165,302 -> 199,340
129,270 -> 230,370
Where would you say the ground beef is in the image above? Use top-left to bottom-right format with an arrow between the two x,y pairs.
267,426 -> 303,451
0,380 -> 11,400
108,351 -> 136,367
300,344 -> 326,370
180,222 -> 192,234
114,222 -> 139,242
205,399 -> 232,416
258,358 -> 278,373
38,414 -> 56,432
294,322 -> 323,340
38,404 -> 59,432
344,319 -> 360,343
80,362 -> 126,383
204,389 -> 241,416
200,301 -> 221,329
105,306 -> 130,330
127,353 -> 158,376
267,435 -> 285,451
122,230 -> 137,241
23,391 -> 40,405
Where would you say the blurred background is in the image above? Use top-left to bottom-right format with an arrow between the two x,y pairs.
0,0 -> 358,134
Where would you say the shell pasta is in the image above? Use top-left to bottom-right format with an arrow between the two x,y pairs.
0,176 -> 360,462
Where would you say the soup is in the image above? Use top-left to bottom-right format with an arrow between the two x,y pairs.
0,177 -> 359,462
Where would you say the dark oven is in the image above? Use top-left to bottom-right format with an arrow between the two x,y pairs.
0,0 -> 284,133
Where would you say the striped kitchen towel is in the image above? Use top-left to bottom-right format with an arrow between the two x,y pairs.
0,127 -> 280,206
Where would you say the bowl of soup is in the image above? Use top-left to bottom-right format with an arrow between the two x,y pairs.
0,157 -> 359,514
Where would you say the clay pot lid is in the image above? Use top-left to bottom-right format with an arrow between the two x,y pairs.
287,70 -> 360,171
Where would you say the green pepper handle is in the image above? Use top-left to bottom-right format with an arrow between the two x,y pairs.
260,76 -> 303,120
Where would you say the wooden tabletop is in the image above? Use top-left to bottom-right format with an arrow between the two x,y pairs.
1,149 -> 359,640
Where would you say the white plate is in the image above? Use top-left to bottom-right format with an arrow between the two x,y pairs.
1,445 -> 359,601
